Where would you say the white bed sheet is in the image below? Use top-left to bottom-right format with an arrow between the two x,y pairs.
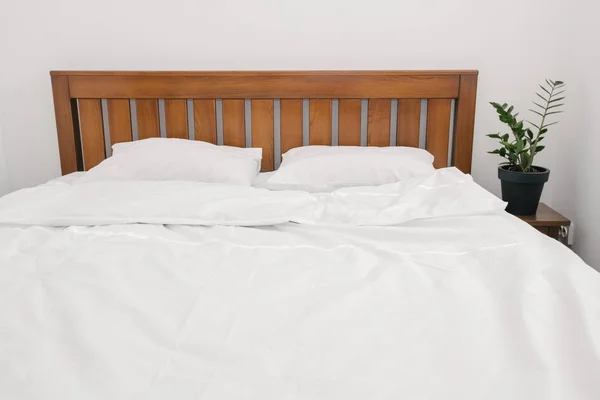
0,169 -> 598,399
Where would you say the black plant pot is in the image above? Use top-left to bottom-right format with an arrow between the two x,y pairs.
498,165 -> 550,215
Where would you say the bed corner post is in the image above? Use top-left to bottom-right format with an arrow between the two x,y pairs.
452,72 -> 478,174
50,72 -> 81,174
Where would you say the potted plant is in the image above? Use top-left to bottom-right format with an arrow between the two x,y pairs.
487,79 -> 565,215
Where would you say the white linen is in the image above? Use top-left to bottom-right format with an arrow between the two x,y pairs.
79,138 -> 262,185
252,171 -> 275,188
1,169 -> 599,400
46,171 -> 86,184
266,145 -> 435,192
0,180 -> 316,227
0,169 -> 503,227
47,171 -> 276,189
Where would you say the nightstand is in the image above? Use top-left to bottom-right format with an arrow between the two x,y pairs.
517,203 -> 570,244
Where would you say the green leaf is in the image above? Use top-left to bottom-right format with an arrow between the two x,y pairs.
514,130 -> 523,139
487,133 -> 502,139
539,85 -> 551,96
502,103 -> 508,109
529,109 -> 545,118
503,134 -> 509,141
552,90 -> 566,97
542,121 -> 559,128
527,129 -> 534,139
507,105 -> 514,113
549,97 -> 565,103
527,120 -> 540,129
536,146 -> 545,152
546,111 -> 563,115
532,101 -> 545,109
545,78 -> 553,87
516,138 -> 524,153
547,103 -> 564,109
536,93 -> 549,103
540,128 -> 548,134
554,80 -> 564,85
488,149 -> 500,154
499,148 -> 506,157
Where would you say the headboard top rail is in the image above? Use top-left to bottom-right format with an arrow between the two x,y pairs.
50,70 -> 479,77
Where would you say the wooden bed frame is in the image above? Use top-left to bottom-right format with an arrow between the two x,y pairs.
50,70 -> 478,174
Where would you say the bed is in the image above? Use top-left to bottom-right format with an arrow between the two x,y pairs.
0,71 -> 598,399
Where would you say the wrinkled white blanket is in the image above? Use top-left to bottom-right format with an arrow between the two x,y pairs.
0,168 -> 598,399
0,168 -> 504,227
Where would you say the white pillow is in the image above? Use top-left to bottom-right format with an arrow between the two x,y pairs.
112,138 -> 261,160
78,138 -> 262,186
266,146 -> 435,192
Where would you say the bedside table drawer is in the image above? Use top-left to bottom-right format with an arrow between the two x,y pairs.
518,203 -> 570,245
535,225 -> 568,244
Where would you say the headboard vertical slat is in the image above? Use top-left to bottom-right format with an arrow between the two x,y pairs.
426,99 -> 452,169
367,99 -> 392,146
164,100 -> 188,139
51,75 -> 79,174
453,74 -> 478,173
107,99 -> 133,145
222,100 -> 245,147
78,99 -> 105,170
251,100 -> 275,171
396,99 -> 421,148
193,100 -> 217,144
337,99 -> 361,146
309,100 -> 332,145
136,99 -> 160,140
280,99 -> 303,154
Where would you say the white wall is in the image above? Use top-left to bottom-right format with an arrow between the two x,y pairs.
0,118 -> 9,197
551,3 -> 599,268
0,0 -> 595,264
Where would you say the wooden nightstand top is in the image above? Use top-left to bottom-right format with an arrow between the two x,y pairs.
517,203 -> 570,227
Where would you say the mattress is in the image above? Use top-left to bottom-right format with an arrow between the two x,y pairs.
0,168 -> 598,399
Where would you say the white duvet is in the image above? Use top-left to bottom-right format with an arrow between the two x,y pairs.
0,169 -> 599,399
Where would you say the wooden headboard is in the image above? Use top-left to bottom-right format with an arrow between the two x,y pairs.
50,70 -> 478,174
